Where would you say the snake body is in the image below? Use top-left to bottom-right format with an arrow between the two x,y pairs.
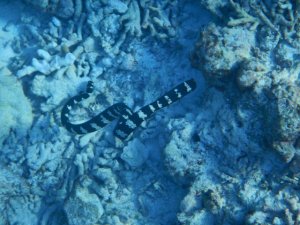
61,79 -> 196,141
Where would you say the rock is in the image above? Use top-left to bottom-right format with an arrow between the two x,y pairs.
191,24 -> 255,86
64,187 -> 104,225
121,139 -> 149,167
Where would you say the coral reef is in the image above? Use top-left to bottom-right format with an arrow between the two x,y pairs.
0,0 -> 190,224
192,0 -> 300,162
165,88 -> 300,224
1,0 -> 300,224
87,0 -> 178,54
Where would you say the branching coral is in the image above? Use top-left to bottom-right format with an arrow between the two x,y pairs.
228,0 -> 300,46
112,0 -> 178,53
141,0 -> 177,40
227,0 -> 260,30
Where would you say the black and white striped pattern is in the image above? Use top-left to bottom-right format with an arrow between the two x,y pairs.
61,79 -> 196,141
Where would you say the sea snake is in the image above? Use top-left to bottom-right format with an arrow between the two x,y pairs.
61,79 -> 196,141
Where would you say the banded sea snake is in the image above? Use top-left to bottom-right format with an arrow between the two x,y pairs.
61,79 -> 196,141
